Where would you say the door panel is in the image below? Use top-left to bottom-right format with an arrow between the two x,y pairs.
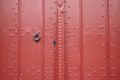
109,0 -> 120,79
20,0 -> 43,80
82,0 -> 107,80
44,0 -> 56,80
65,0 -> 80,80
0,0 -> 18,80
0,0 -> 120,80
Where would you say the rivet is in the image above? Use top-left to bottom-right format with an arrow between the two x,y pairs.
109,14 -> 112,17
87,67 -> 90,70
102,56 -> 106,58
74,67 -> 77,69
53,1 -> 56,4
102,16 -> 104,17
59,76 -> 62,78
20,73 -> 23,76
32,73 -> 35,76
59,73 -> 62,75
109,4 -> 112,6
112,67 -> 116,69
100,74 -> 104,77
102,43 -> 105,47
68,17 -> 71,19
12,8 -> 15,10
50,18 -> 52,20
64,1 -> 67,3
16,2 -> 18,4
111,56 -> 114,58
59,60 -> 62,63
59,70 -> 61,72
26,69 -> 29,72
87,74 -> 90,77
103,74 -> 107,77
59,66 -> 62,68
50,7 -> 53,9
101,4 -> 105,6
93,70 -> 96,73
2,69 -> 6,72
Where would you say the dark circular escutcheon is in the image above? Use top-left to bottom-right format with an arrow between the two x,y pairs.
33,32 -> 40,42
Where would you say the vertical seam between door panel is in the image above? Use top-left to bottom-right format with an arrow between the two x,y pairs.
64,2 -> 67,80
41,0 -> 45,79
0,0 -> 2,79
18,0 -> 21,80
55,0 -> 58,79
55,1 -> 57,79
79,0 -> 84,80
105,0 -> 111,80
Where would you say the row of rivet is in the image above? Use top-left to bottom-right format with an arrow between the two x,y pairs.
57,1 -> 64,79
58,14 -> 62,79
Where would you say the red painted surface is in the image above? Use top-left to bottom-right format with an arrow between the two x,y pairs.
0,0 -> 120,80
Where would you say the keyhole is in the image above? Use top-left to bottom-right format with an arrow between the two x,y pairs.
53,40 -> 56,46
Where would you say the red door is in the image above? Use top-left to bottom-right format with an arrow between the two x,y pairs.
0,0 -> 120,80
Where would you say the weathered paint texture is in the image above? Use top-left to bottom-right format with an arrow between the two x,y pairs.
0,0 -> 120,80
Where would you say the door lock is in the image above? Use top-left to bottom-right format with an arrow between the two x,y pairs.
33,32 -> 40,42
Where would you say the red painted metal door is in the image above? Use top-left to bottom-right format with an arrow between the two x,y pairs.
0,0 -> 120,80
